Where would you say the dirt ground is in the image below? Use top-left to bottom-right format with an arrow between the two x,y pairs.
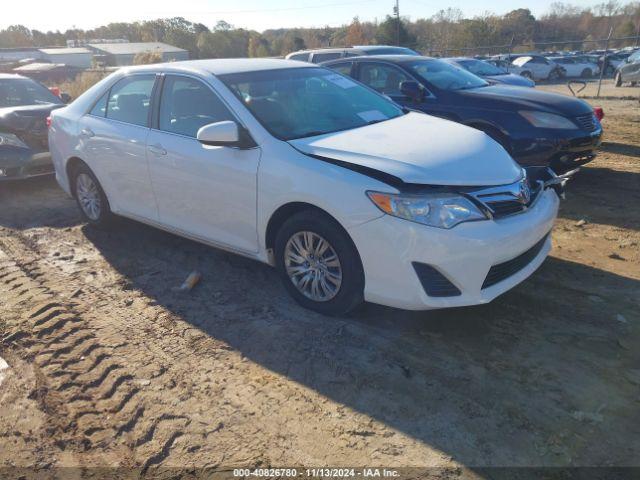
0,92 -> 638,479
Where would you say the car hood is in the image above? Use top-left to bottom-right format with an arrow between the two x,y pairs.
455,85 -> 593,116
288,112 -> 522,187
484,73 -> 535,87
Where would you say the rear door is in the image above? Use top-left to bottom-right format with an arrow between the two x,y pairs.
78,74 -> 159,220
146,74 -> 261,252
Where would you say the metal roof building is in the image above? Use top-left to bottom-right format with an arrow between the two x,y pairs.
39,48 -> 93,68
87,42 -> 189,66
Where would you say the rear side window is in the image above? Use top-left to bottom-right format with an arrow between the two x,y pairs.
312,52 -> 342,63
158,75 -> 234,138
289,53 -> 310,62
89,91 -> 108,117
106,75 -> 155,127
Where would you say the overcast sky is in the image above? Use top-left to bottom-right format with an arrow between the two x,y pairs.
3,0 -> 603,32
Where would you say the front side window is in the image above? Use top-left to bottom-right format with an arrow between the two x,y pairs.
328,62 -> 353,76
0,78 -> 62,108
159,75 -> 234,138
359,63 -> 411,96
106,75 -> 155,127
219,67 -> 403,141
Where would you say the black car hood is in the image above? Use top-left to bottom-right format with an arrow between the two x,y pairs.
455,85 -> 593,116
0,104 -> 64,150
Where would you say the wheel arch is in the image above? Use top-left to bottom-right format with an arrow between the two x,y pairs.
65,156 -> 89,197
264,202 -> 363,267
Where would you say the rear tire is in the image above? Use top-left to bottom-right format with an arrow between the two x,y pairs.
72,163 -> 113,228
275,210 -> 364,316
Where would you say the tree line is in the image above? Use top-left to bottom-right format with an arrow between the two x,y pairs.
0,1 -> 638,59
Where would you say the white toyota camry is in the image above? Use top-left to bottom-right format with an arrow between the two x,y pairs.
49,59 -> 563,315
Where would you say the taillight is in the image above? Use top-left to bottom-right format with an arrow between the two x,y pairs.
594,107 -> 604,121
46,116 -> 52,128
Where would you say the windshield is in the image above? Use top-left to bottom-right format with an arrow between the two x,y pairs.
219,67 -> 404,141
457,59 -> 507,76
407,59 -> 488,91
0,78 -> 62,108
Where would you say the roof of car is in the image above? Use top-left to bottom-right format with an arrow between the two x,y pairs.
324,55 -> 432,63
121,58 -> 315,76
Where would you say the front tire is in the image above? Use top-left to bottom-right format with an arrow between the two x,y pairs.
614,71 -> 622,87
275,210 -> 364,316
72,164 -> 113,227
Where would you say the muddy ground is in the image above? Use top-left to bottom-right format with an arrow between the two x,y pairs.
0,92 -> 638,479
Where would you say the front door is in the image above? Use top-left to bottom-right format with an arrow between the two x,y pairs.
146,74 -> 261,253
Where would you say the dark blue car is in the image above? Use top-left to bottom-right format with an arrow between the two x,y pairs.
323,56 -> 602,172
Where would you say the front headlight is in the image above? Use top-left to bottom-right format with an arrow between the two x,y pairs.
0,133 -> 29,148
519,111 -> 577,129
367,191 -> 487,229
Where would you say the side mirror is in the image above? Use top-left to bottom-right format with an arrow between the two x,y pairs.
197,121 -> 241,147
60,92 -> 72,104
400,81 -> 425,102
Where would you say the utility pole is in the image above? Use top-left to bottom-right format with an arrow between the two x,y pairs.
393,0 -> 400,46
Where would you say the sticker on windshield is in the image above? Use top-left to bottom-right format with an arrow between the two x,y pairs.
357,110 -> 387,122
324,74 -> 358,89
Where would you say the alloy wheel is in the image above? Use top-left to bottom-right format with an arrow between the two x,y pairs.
284,231 -> 342,302
76,173 -> 102,221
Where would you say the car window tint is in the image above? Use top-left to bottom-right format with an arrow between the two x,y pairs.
312,52 -> 342,63
328,62 -> 353,76
159,75 -> 234,138
89,91 -> 108,117
106,75 -> 155,127
0,78 -> 62,108
289,53 -> 310,62
359,63 -> 410,96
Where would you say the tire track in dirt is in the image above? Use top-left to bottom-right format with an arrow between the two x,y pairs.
0,231 -> 204,472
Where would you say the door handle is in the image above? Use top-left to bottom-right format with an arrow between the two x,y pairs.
80,128 -> 95,138
148,144 -> 167,156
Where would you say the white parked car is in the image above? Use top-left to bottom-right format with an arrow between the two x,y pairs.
49,59 -> 562,315
548,56 -> 599,78
511,55 -> 563,81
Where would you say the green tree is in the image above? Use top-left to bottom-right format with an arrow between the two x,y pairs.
375,15 -> 415,47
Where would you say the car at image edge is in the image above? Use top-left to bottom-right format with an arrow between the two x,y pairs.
614,49 -> 640,86
49,59 -> 562,315
324,55 -> 602,172
0,73 -> 67,180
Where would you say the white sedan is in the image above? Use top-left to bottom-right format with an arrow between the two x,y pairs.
548,56 -> 600,78
49,59 -> 561,315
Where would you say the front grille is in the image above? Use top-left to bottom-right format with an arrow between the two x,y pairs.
575,113 -> 598,132
482,233 -> 549,289
467,176 -> 539,220
484,200 -> 526,217
412,263 -> 461,297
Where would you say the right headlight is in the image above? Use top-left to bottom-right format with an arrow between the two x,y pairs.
519,111 -> 578,129
367,191 -> 487,229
